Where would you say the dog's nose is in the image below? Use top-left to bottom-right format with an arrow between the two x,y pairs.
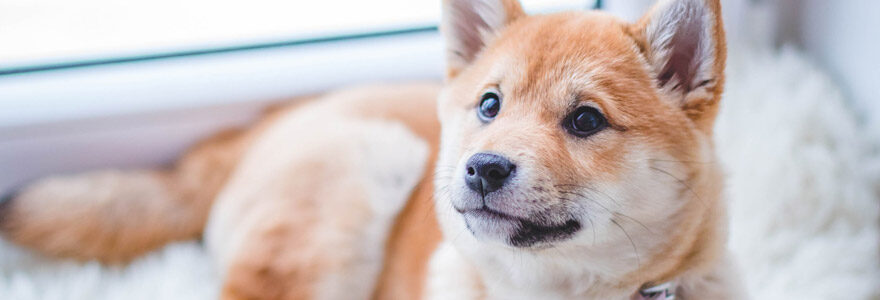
464,153 -> 515,195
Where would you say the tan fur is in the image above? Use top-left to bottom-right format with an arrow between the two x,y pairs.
0,95 -> 317,263
430,0 -> 736,298
0,0 -> 738,299
0,127 -> 248,263
206,84 -> 441,300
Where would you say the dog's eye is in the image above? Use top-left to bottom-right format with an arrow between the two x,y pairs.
564,106 -> 607,137
477,90 -> 501,122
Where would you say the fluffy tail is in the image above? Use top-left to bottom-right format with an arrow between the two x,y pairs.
0,129 -> 247,263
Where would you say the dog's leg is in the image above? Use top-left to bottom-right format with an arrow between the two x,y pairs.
0,129 -> 247,263
208,103 -> 431,300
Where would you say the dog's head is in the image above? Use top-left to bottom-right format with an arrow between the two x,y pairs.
434,0 -> 727,278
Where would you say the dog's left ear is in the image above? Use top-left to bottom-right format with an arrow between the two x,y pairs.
441,0 -> 525,78
630,0 -> 726,132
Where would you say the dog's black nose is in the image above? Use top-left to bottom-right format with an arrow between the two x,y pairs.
464,153 -> 515,195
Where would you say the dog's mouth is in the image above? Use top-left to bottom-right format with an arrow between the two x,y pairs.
457,207 -> 581,248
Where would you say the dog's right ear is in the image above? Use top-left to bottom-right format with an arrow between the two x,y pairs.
441,0 -> 525,78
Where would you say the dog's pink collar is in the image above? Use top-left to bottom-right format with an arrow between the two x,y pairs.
631,282 -> 676,300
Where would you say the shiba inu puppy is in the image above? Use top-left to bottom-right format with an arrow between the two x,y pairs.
0,0 -> 741,299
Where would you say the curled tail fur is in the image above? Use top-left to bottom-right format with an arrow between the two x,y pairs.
0,129 -> 246,263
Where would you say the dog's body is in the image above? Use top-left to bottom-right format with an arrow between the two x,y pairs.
0,0 -> 742,299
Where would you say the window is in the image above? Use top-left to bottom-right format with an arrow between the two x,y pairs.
0,0 -> 597,74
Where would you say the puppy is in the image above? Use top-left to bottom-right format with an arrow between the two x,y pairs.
0,0 -> 741,299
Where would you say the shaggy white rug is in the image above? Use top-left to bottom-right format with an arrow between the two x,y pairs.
719,46 -> 880,299
1,48 -> 878,299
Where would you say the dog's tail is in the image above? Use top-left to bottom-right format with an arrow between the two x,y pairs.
0,129 -> 248,263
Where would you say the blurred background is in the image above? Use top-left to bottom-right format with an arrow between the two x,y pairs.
0,0 -> 877,192
0,1 -> 878,299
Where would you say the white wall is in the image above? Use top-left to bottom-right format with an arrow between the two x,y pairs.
775,0 -> 880,127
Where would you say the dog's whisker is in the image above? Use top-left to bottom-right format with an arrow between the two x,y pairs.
586,216 -> 597,246
648,166 -> 710,209
610,218 -> 640,269
555,184 -> 653,235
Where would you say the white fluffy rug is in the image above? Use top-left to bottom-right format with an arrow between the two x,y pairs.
1,48 -> 878,299
719,46 -> 880,299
